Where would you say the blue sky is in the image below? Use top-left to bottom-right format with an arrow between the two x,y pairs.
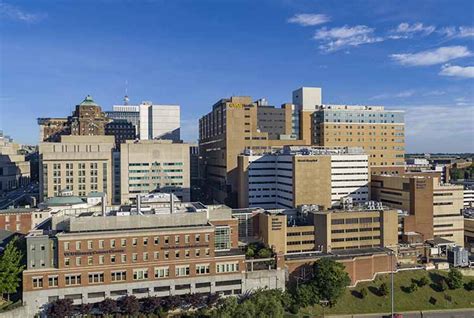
0,0 -> 473,152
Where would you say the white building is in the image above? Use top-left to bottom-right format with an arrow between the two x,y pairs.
237,146 -> 369,209
110,101 -> 180,141
464,187 -> 474,208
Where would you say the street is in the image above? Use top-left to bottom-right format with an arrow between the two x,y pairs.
0,183 -> 38,210
347,309 -> 474,318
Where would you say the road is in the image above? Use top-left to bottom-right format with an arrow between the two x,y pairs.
0,183 -> 38,209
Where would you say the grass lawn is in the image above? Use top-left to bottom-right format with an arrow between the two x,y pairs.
297,270 -> 474,317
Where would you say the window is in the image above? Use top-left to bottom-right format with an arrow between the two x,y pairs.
64,258 -> 70,266
87,240 -> 93,249
205,234 -> 210,242
48,276 -> 58,287
185,250 -> 190,258
143,252 -> 149,261
132,253 -> 138,262
154,267 -> 170,278
216,262 -> 239,273
154,237 -> 159,245
205,248 -> 210,256
164,251 -> 169,259
88,256 -> 93,265
154,251 -> 159,260
215,227 -> 231,251
185,235 -> 190,243
133,269 -> 148,280
175,265 -> 190,277
99,255 -> 105,265
99,240 -> 105,249
195,249 -> 200,257
175,235 -> 180,244
110,255 -> 116,263
195,234 -> 200,242
196,264 -> 210,275
76,241 -> 81,250
121,254 -> 127,263
111,271 -> 127,282
64,242 -> 70,251
175,250 -> 180,258
88,273 -> 104,284
164,236 -> 169,244
143,238 -> 148,246
110,239 -> 116,248
33,277 -> 43,289
121,239 -> 127,247
65,275 -> 81,286
132,238 -> 138,246
76,257 -> 81,266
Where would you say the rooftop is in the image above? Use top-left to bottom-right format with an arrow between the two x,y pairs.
78,95 -> 98,106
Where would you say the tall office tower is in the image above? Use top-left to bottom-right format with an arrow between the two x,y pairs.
292,87 -> 406,169
105,119 -> 137,149
39,135 -> 114,204
0,132 -> 31,193
199,96 -> 309,207
371,174 -> 465,246
120,140 -> 190,204
38,95 -> 110,142
107,100 -> 181,141
237,146 -> 369,209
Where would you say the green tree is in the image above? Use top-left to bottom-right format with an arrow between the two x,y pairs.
0,237 -> 25,301
295,284 -> 318,308
213,296 -> 239,318
447,268 -> 463,289
245,247 -> 255,258
312,258 -> 351,306
418,276 -> 429,287
233,300 -> 256,318
257,248 -> 272,258
379,282 -> 389,297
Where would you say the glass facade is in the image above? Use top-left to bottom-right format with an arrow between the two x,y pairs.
214,226 -> 231,251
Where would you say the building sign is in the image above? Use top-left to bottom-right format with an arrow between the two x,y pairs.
64,249 -> 125,257
228,103 -> 244,109
160,243 -> 210,250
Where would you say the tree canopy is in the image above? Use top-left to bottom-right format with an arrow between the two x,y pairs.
0,237 -> 25,301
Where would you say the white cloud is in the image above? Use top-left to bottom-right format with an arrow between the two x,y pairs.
439,64 -> 474,78
402,104 -> 474,153
390,22 -> 435,38
313,25 -> 384,52
438,26 -> 474,38
370,90 -> 415,100
390,46 -> 472,66
288,13 -> 330,26
0,3 -> 46,23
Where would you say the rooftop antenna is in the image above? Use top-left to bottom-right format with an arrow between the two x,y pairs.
124,80 -> 130,105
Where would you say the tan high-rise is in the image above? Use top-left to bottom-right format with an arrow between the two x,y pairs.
199,87 -> 405,207
371,174 -> 464,246
39,135 -> 114,204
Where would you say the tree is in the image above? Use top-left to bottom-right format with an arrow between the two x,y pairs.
162,295 -> 181,311
447,268 -> 463,289
46,298 -> 74,318
119,295 -> 140,316
78,303 -> 93,315
465,280 -> 474,291
418,276 -> 429,287
245,247 -> 255,258
250,290 -> 284,318
312,258 -> 351,306
360,287 -> 368,299
98,298 -> 118,316
0,237 -> 25,301
295,284 -> 318,308
379,282 -> 389,297
207,293 -> 220,306
213,296 -> 239,318
233,300 -> 256,318
142,296 -> 161,315
257,248 -> 272,258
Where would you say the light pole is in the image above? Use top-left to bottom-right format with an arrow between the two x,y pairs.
390,250 -> 394,318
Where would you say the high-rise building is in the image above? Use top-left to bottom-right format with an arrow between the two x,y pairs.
107,101 -> 180,141
199,87 -> 404,207
237,146 -> 369,209
105,119 -> 137,149
0,132 -> 31,193
38,96 -> 110,142
119,140 -> 190,204
199,96 -> 309,206
371,174 -> 465,246
39,135 -> 114,204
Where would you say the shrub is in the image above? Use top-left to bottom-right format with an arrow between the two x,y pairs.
98,298 -> 118,316
379,282 -> 389,296
119,295 -> 140,316
465,280 -> 474,291
407,282 -> 418,293
418,276 -> 429,287
447,268 -> 463,289
46,298 -> 74,318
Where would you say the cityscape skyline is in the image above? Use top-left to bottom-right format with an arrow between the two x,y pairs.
1,0 -> 473,152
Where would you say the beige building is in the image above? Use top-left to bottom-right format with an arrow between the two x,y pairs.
257,205 -> 398,255
120,140 -> 190,204
0,132 -> 31,193
237,146 -> 369,209
39,135 -> 114,204
371,174 -> 464,246
199,87 -> 405,207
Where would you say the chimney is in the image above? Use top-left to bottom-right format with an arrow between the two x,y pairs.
136,194 -> 141,214
170,193 -> 174,214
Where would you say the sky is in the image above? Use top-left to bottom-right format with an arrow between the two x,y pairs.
0,0 -> 473,153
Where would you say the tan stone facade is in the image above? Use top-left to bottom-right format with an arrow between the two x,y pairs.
39,135 -> 114,204
371,174 -> 464,246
